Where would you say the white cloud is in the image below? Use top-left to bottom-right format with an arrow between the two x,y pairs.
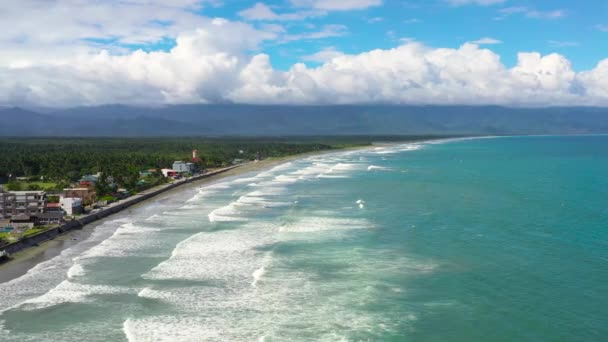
2,33 -> 608,107
447,0 -> 506,6
469,37 -> 502,45
0,0 -> 216,67
280,24 -> 349,42
238,2 -> 325,21
0,1 -> 606,108
548,40 -> 580,48
290,0 -> 382,11
497,7 -> 566,20
527,9 -> 566,19
301,47 -> 344,62
596,24 -> 608,32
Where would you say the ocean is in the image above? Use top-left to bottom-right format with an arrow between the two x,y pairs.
0,135 -> 606,341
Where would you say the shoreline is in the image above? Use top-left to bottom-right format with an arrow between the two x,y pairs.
0,136 -> 458,283
0,147 -> 368,283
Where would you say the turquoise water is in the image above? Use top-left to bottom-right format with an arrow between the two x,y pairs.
0,135 -> 607,341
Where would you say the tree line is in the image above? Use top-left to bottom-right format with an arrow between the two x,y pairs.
0,137 -> 347,186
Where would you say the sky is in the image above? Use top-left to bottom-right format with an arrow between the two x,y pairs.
1,0 -> 607,107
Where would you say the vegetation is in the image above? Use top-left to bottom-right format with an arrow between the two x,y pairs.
23,227 -> 51,238
0,136 -> 443,194
99,195 -> 118,202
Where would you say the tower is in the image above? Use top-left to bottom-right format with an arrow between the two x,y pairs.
192,149 -> 201,162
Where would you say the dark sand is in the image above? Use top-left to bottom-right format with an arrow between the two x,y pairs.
0,151 -> 350,283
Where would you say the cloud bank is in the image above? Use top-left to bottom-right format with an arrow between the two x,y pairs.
1,18 -> 607,107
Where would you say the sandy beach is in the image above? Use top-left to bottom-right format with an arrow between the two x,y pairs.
0,148 -> 365,284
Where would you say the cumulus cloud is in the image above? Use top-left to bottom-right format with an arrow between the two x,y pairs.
0,2 -> 605,108
301,47 -> 345,62
238,2 -> 325,21
290,0 -> 382,11
0,0 -> 215,67
469,37 -> 502,45
447,0 -> 505,6
2,29 -> 608,107
497,7 -> 566,20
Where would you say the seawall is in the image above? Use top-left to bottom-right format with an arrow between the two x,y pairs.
0,165 -> 242,257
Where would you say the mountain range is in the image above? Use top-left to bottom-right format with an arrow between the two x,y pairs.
1,105 -> 608,136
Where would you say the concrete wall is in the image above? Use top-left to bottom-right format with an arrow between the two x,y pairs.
0,166 -> 241,256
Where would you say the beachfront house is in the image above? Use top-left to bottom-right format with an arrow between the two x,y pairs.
172,161 -> 198,174
161,169 -> 178,178
60,197 -> 83,215
9,214 -> 35,229
45,202 -> 62,213
0,190 -> 47,220
35,212 -> 64,226
63,188 -> 96,206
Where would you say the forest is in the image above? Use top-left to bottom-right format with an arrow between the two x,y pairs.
0,136 -> 446,193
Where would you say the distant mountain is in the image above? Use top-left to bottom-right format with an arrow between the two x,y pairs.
0,107 -> 63,136
1,105 -> 608,136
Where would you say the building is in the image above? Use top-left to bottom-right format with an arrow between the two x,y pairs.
60,197 -> 83,215
9,214 -> 34,229
45,202 -> 62,213
192,149 -> 201,163
161,169 -> 177,177
63,188 -> 96,206
0,190 -> 47,220
8,212 -> 63,228
172,161 -> 198,174
36,212 -> 64,226
79,174 -> 99,184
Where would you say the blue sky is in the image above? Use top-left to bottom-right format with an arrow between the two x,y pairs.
1,0 -> 607,107
196,0 -> 608,71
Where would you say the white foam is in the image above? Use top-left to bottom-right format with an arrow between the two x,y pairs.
18,280 -> 131,310
145,214 -> 161,221
290,163 -> 333,177
124,317 -> 223,342
202,182 -> 232,190
367,165 -> 392,171
0,217 -> 128,314
230,176 -> 260,184
77,223 -> 164,259
143,224 -> 275,282
208,202 -> 247,222
273,174 -> 300,183
330,163 -> 360,171
237,195 -> 291,208
279,217 -> 372,233
316,174 -> 349,179
251,266 -> 266,288
246,187 -> 288,197
268,162 -> 294,172
66,263 -> 85,279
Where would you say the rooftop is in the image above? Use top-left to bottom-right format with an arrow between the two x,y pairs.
6,191 -> 46,195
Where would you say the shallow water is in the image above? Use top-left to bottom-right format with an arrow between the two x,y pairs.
0,135 -> 607,341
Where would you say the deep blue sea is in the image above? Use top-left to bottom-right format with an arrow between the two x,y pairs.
0,135 -> 607,341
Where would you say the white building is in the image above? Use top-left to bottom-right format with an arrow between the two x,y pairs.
60,197 -> 83,215
161,168 -> 177,177
172,161 -> 197,174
